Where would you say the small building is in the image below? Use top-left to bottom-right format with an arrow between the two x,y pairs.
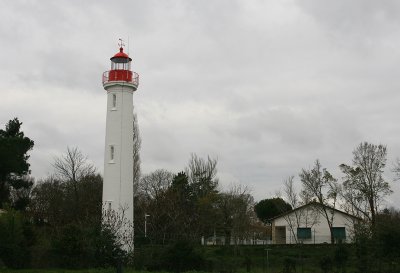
270,203 -> 360,244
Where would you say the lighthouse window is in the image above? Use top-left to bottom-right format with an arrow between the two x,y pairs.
110,145 -> 115,161
106,201 -> 112,212
112,94 -> 117,108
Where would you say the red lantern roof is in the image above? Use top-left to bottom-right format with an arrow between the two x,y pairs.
110,47 -> 132,61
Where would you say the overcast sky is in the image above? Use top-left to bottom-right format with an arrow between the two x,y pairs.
1,0 -> 400,206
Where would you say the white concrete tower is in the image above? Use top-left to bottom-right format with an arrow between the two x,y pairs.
102,42 -> 139,240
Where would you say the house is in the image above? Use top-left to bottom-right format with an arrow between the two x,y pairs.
270,203 -> 360,244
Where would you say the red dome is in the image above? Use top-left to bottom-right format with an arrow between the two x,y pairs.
110,47 -> 131,61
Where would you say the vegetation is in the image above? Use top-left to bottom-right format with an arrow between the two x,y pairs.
4,241 -> 399,273
1,117 -> 400,273
300,160 -> 339,244
340,142 -> 391,226
134,155 -> 255,245
0,118 -> 34,210
254,197 -> 292,223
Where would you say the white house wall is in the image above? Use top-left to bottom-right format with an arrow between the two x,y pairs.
273,207 -> 356,244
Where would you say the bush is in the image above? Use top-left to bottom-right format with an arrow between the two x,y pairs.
51,223 -> 91,268
163,240 -> 205,273
93,226 -> 126,268
134,241 -> 205,272
0,210 -> 32,268
282,257 -> 296,273
334,243 -> 349,273
320,255 -> 332,273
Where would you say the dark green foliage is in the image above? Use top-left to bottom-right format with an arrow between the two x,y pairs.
375,209 -> 400,262
282,257 -> 296,273
133,241 -> 205,273
171,171 -> 191,196
28,166 -> 125,269
320,255 -> 333,273
0,210 -> 33,268
162,240 -> 205,273
353,223 -> 375,273
353,211 -> 400,273
52,223 -> 91,268
334,243 -> 349,273
243,255 -> 252,272
30,174 -> 102,227
132,243 -> 357,273
136,155 -> 253,247
0,118 -> 34,209
94,226 -> 126,268
254,197 -> 292,223
51,222 -> 124,269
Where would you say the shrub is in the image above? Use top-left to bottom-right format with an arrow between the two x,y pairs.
320,255 -> 332,273
282,257 -> 296,273
163,240 -> 205,273
0,210 -> 31,268
334,243 -> 349,273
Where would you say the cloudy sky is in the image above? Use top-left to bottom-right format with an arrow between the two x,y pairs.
1,0 -> 400,206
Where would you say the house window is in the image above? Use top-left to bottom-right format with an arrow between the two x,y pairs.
112,94 -> 117,108
110,145 -> 115,161
297,227 -> 312,239
332,227 -> 346,240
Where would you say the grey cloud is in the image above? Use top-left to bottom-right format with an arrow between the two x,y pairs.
1,0 -> 399,205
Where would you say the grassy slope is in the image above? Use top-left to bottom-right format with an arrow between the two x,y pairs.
201,244 -> 354,272
2,244 -> 356,273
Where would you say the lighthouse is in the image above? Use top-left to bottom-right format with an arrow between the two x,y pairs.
102,40 -> 139,249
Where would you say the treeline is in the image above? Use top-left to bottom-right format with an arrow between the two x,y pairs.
134,155 -> 254,245
0,118 -> 256,269
252,142 -> 400,272
0,119 -> 123,268
1,117 -> 400,272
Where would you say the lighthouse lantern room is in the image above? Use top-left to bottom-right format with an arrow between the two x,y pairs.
102,44 -> 139,88
102,40 -> 139,250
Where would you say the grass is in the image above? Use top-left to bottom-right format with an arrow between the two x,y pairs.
0,270 -> 149,273
1,244 -> 359,273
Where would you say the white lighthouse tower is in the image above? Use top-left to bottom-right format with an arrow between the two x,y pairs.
102,41 -> 139,248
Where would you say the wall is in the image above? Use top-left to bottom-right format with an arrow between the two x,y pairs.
272,205 -> 356,244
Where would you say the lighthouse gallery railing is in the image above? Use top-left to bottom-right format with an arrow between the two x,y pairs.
102,70 -> 139,86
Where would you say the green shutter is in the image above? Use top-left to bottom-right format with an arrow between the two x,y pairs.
297,227 -> 311,239
332,227 -> 346,239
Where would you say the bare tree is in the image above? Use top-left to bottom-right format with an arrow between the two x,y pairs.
282,176 -> 301,243
284,176 -> 299,210
229,184 -> 254,244
218,184 -> 254,245
185,153 -> 219,198
102,204 -> 134,252
53,147 -> 96,214
282,176 -> 319,243
393,158 -> 400,181
340,142 -> 391,226
53,147 -> 96,183
31,174 -> 102,226
300,160 -> 339,243
139,169 -> 173,200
